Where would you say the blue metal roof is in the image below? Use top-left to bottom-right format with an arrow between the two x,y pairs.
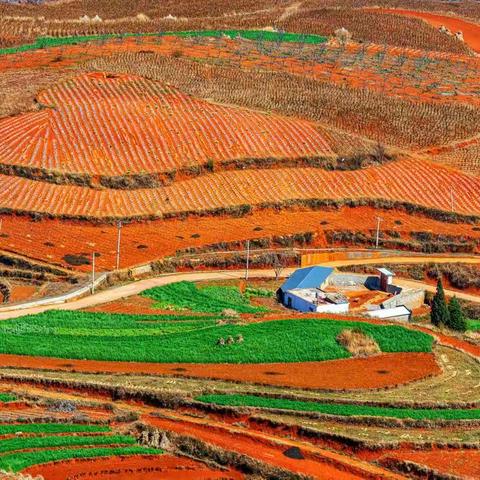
280,266 -> 334,292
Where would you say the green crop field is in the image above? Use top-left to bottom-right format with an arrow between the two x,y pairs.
0,434 -> 135,454
197,394 -> 480,420
0,394 -> 16,403
141,281 -> 267,313
0,30 -> 327,56
0,310 -> 433,363
0,446 -> 161,472
467,319 -> 480,331
0,423 -> 110,435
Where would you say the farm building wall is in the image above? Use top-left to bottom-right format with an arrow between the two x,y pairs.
382,289 -> 425,310
284,291 -> 349,313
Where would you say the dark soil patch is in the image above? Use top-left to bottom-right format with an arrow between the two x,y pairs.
283,446 -> 304,460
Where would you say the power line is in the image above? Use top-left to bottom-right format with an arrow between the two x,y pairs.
116,221 -> 122,270
375,216 -> 383,249
245,240 -> 250,281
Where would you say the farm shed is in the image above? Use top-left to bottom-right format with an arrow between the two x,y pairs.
377,268 -> 395,292
283,288 -> 349,313
366,305 -> 412,322
280,266 -> 334,294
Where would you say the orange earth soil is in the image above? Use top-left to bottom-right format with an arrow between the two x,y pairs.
8,284 -> 38,303
1,209 -> 480,273
0,352 -> 440,390
2,35 -> 478,108
374,9 -> 480,53
0,72 -> 334,177
384,449 -> 480,478
25,454 -> 244,480
2,159 -> 478,219
145,414 -> 401,480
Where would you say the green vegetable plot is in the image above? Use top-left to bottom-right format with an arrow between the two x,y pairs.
0,423 -> 110,435
0,446 -> 161,472
0,308 -> 433,363
0,30 -> 327,56
197,394 -> 480,420
141,281 -> 267,313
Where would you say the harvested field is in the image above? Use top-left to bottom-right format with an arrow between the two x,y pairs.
85,49 -> 480,149
25,453 -> 243,480
375,8 -> 480,53
1,159 -> 480,220
0,352 -> 439,390
382,449 -> 480,478
2,36 -> 480,150
0,72 -> 337,179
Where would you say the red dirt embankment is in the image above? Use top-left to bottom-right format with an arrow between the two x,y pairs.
0,352 -> 439,390
383,449 -> 480,478
25,453 -> 243,480
146,413 -> 406,480
373,9 -> 480,53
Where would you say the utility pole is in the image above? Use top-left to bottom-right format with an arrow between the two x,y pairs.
245,240 -> 250,281
91,252 -> 96,294
375,216 -> 383,249
116,221 -> 122,270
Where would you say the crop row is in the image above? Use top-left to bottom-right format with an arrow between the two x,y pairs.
0,434 -> 135,454
197,394 -> 480,420
0,3 -> 470,54
0,446 -> 161,472
0,423 -> 110,435
1,159 -> 479,219
0,30 -> 327,57
141,281 -> 267,313
0,72 -> 334,177
0,313 -> 433,363
84,48 -> 480,150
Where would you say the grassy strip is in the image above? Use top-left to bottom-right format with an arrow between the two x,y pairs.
141,281 -> 267,313
0,394 -> 16,403
0,30 -> 327,56
467,319 -> 480,331
0,424 -> 110,435
0,434 -> 135,454
197,394 -> 480,420
0,446 -> 161,472
0,314 -> 433,363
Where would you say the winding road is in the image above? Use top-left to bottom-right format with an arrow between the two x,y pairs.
1,254 -> 480,320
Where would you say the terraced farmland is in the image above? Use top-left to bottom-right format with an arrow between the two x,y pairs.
1,2 -> 480,479
1,159 -> 479,219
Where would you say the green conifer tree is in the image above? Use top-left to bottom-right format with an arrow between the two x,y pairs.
448,296 -> 467,332
431,278 -> 450,327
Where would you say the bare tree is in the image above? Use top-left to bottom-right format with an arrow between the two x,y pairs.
270,253 -> 289,281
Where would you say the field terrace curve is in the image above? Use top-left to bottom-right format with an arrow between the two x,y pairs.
0,72 -> 336,179
1,158 -> 480,219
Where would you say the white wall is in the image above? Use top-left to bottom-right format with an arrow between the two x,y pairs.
284,292 -> 349,314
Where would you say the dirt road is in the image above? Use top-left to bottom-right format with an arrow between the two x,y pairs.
1,254 -> 480,320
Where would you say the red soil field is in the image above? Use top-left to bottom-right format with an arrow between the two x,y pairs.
1,159 -> 480,219
1,206 -> 479,272
25,453 -> 243,480
0,352 -> 439,390
0,72 -> 334,177
384,449 -> 480,478
415,326 -> 480,359
145,414 -> 404,480
374,9 -> 480,53
8,284 -> 38,303
2,35 -> 479,109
